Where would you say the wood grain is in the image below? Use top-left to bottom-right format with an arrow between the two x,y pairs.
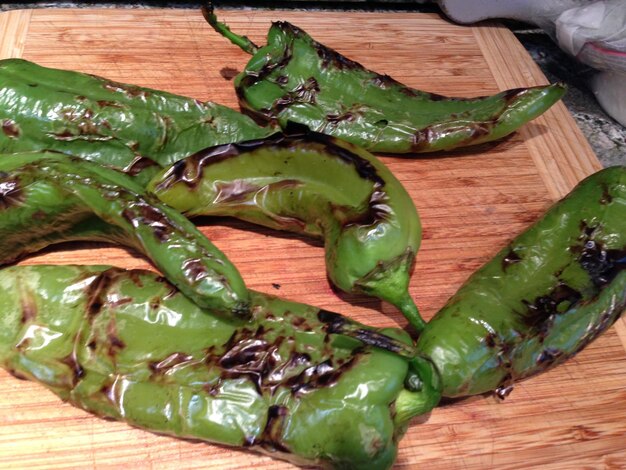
0,8 -> 624,469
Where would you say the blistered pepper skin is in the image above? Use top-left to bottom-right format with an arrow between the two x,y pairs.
148,131 -> 425,331
0,265 -> 440,469
416,166 -> 626,398
0,152 -> 250,318
0,59 -> 276,184
206,8 -> 566,154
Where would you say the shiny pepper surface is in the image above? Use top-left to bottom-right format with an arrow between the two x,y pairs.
0,265 -> 440,469
206,8 -> 566,154
0,59 -> 276,184
148,131 -> 425,331
0,152 -> 250,318
416,166 -> 626,398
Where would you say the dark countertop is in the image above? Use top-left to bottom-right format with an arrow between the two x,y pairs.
1,1 -> 624,167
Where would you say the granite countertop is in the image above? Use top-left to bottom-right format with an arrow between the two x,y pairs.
1,1 -> 624,167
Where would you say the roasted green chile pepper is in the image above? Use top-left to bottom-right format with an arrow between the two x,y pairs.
205,7 -> 566,154
0,264 -> 440,469
0,152 -> 250,317
0,58 -> 276,184
416,166 -> 626,398
148,131 -> 425,331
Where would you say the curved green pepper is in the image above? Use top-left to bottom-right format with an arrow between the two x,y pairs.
148,131 -> 425,331
205,6 -> 566,154
416,166 -> 626,398
0,152 -> 250,318
0,264 -> 440,469
0,58 -> 276,184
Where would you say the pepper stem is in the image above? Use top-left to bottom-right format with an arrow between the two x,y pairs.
394,355 -> 442,426
397,294 -> 426,335
202,1 -> 259,55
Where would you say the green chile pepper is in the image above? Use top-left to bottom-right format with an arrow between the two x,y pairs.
0,58 -> 276,185
0,152 -> 250,318
205,7 -> 566,154
416,166 -> 626,398
0,264 -> 440,469
148,131 -> 425,331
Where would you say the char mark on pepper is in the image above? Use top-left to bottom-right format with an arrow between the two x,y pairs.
60,350 -> 85,386
0,176 -> 24,210
257,404 -> 290,453
577,238 -> 626,288
20,294 -> 37,324
272,77 -> 320,114
502,248 -> 523,270
521,282 -> 582,331
2,119 -> 20,138
84,268 -> 124,318
121,201 -> 173,242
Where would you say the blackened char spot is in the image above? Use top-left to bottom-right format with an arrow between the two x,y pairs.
182,259 -> 208,283
326,111 -> 355,124
106,319 -> 126,357
537,348 -> 563,365
318,308 -> 409,354
60,351 -> 85,385
121,201 -> 173,242
306,27 -> 361,71
318,309 -> 346,334
20,294 -> 37,324
124,155 -> 159,176
600,183 -> 613,204
96,100 -> 124,108
100,383 -> 117,404
85,269 -> 119,318
502,87 -> 526,104
289,356 -> 358,396
578,239 -> 626,288
204,379 -> 222,397
494,375 -> 514,400
522,283 -> 582,330
485,332 -> 497,348
272,77 -> 320,114
502,249 -> 522,270
102,80 -> 150,100
2,119 -> 20,138
0,176 -> 24,209
258,405 -> 290,453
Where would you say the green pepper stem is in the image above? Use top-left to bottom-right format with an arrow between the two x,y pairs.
393,356 -> 442,426
202,1 -> 259,55
398,295 -> 426,335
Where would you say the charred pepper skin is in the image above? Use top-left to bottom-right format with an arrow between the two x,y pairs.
205,7 -> 566,154
0,152 -> 250,318
148,131 -> 425,331
416,166 -> 626,398
0,264 -> 440,469
0,58 -> 276,184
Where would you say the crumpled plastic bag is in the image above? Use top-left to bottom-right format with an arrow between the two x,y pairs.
435,0 -> 626,126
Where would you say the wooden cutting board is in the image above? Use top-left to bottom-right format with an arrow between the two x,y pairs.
0,7 -> 625,469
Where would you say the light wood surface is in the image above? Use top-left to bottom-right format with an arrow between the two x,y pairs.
0,8 -> 624,469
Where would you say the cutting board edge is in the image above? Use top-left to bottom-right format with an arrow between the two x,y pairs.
472,22 -> 603,200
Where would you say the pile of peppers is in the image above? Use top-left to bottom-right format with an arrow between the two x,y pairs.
0,5 -> 624,469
